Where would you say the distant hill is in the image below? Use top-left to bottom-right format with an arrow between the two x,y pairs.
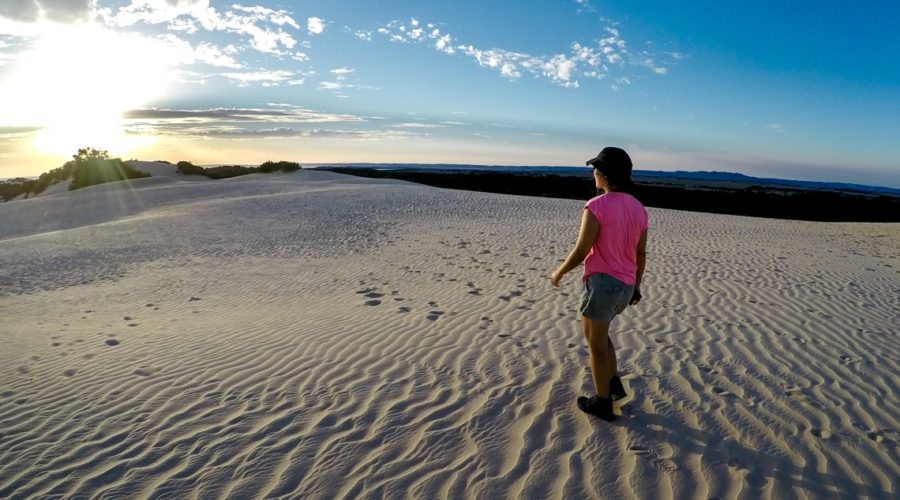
632,170 -> 900,196
311,164 -> 900,197
318,165 -> 900,222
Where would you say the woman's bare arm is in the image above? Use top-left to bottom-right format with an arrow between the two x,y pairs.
550,209 -> 599,287
631,229 -> 648,304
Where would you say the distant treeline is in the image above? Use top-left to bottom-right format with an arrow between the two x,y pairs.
1,154 -> 302,202
323,167 -> 900,223
175,160 -> 300,178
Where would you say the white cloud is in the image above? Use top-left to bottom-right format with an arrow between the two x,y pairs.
307,16 -> 324,35
330,67 -> 354,76
354,30 -> 372,41
318,81 -> 349,90
766,123 -> 785,133
102,2 -> 304,57
389,122 -> 446,128
221,70 -> 295,86
376,18 -> 673,88
124,107 -> 368,126
0,0 -> 91,22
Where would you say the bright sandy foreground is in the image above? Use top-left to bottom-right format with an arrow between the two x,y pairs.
1,165 -> 898,499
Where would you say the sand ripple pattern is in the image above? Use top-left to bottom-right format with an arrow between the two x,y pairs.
1,170 -> 898,498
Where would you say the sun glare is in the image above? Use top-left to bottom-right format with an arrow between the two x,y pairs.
0,22 -> 174,160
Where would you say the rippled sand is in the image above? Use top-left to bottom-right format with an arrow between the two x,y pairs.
1,165 -> 898,498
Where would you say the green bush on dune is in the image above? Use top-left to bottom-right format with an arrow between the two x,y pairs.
176,160 -> 206,176
174,160 -> 300,178
259,160 -> 301,173
2,152 -> 304,202
0,148 -> 149,201
68,148 -> 150,190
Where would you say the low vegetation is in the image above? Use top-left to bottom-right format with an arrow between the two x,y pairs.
2,152 -> 303,202
176,160 -> 302,178
2,148 -> 149,201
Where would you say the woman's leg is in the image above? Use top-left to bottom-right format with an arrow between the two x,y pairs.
581,316 -> 613,397
607,337 -> 618,378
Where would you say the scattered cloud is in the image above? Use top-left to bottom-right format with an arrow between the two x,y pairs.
0,0 -> 91,23
162,34 -> 243,68
766,123 -> 785,133
354,30 -> 372,41
573,0 -> 597,14
389,122 -> 447,129
0,125 -> 41,138
221,70 -> 296,86
318,66 -> 376,94
150,127 -> 411,139
376,18 -> 678,88
124,107 -> 367,124
307,16 -> 324,35
100,2 -> 303,57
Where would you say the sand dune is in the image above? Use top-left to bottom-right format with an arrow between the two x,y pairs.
1,167 -> 898,498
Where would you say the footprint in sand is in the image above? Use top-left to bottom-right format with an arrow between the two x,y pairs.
398,306 -> 411,313
63,369 -> 76,377
629,445 -> 651,455
364,300 -> 382,306
426,310 -> 444,321
106,339 -> 120,346
867,431 -> 885,443
810,428 -> 833,439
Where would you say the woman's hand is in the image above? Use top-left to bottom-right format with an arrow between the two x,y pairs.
629,286 -> 642,305
549,268 -> 564,287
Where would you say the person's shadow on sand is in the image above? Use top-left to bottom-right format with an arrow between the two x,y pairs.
605,375 -> 895,498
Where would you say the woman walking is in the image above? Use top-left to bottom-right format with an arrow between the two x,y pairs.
550,147 -> 648,421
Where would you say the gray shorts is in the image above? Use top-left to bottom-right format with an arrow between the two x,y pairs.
580,273 -> 634,321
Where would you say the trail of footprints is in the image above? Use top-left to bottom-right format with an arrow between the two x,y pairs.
7,296 -> 206,388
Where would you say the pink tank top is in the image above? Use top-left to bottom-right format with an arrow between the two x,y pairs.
582,192 -> 648,285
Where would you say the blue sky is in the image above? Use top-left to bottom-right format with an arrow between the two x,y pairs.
1,0 -> 898,188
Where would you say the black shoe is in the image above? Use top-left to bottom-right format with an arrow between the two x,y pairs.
577,395 -> 616,421
610,376 -> 627,401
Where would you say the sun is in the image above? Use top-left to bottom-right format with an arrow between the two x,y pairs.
0,22 -> 175,159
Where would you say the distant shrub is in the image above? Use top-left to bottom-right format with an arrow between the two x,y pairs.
203,165 -> 258,179
176,161 -> 206,176
0,178 -> 36,201
68,148 -> 150,191
259,160 -> 301,173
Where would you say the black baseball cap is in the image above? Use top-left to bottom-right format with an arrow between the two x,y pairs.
586,146 -> 632,170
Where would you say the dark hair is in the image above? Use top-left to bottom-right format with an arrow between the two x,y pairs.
587,146 -> 633,192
